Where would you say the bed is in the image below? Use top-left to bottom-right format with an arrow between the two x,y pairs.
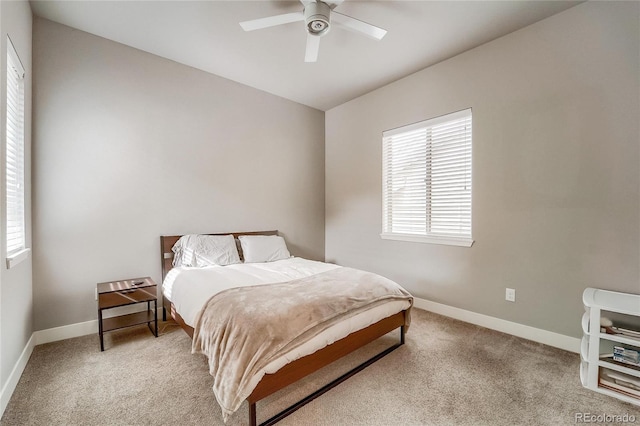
160,231 -> 412,426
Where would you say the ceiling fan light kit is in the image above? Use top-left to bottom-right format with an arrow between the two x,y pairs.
239,0 -> 386,63
305,1 -> 331,36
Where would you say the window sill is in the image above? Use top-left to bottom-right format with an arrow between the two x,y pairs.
381,233 -> 474,247
6,248 -> 30,269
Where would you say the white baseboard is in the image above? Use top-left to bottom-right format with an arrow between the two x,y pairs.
0,334 -> 35,416
413,297 -> 581,353
33,305 -> 162,345
28,298 -> 580,353
33,319 -> 98,346
1,299 -> 578,418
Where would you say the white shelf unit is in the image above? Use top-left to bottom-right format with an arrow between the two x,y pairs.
582,287 -> 640,406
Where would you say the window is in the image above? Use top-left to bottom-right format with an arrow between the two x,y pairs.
382,109 -> 473,247
6,37 -> 27,263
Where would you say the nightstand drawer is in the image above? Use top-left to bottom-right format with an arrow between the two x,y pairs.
98,286 -> 157,310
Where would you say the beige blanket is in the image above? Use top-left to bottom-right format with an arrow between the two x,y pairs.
191,266 -> 413,421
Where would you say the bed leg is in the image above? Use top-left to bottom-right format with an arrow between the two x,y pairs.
400,325 -> 405,345
249,402 -> 257,426
162,306 -> 166,322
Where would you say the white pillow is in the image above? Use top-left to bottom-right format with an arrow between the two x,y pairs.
239,235 -> 291,263
172,234 -> 241,267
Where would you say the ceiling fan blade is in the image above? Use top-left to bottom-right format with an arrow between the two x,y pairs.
299,0 -> 315,6
332,11 -> 387,40
240,12 -> 304,32
305,34 -> 321,63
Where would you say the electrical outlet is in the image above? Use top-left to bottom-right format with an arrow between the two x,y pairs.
505,288 -> 516,302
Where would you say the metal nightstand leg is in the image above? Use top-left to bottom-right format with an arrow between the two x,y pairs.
154,299 -> 158,337
98,308 -> 104,352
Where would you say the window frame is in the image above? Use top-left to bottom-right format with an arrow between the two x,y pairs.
6,36 -> 29,268
381,108 -> 473,247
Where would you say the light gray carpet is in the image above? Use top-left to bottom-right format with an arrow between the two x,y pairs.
2,309 -> 639,425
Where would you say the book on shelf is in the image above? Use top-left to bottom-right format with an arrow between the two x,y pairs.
601,325 -> 640,340
600,378 -> 640,399
615,327 -> 640,338
600,355 -> 640,372
601,369 -> 640,390
613,346 -> 640,367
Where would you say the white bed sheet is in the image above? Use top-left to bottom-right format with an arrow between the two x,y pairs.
162,257 -> 411,397
163,257 -> 340,327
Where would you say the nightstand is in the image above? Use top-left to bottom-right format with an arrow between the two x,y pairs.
97,276 -> 158,351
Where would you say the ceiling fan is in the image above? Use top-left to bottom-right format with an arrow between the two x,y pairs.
239,0 -> 387,63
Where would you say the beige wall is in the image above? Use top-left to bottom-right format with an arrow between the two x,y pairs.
0,0 -> 33,393
32,18 -> 325,330
325,1 -> 639,338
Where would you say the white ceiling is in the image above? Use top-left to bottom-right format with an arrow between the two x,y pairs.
30,0 -> 581,111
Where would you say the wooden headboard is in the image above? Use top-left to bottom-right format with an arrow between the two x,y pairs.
159,230 -> 279,282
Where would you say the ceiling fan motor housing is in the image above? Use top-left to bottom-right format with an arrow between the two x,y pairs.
305,1 -> 331,37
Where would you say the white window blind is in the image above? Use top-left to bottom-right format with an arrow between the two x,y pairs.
6,38 -> 26,256
382,109 -> 473,247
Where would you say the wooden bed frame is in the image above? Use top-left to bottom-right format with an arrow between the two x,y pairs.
160,231 -> 408,426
